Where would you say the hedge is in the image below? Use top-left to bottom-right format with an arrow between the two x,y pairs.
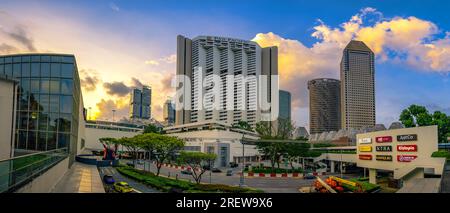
244,167 -> 303,174
432,150 -> 450,160
116,166 -> 263,193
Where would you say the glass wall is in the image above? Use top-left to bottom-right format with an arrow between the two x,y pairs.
0,54 -> 81,164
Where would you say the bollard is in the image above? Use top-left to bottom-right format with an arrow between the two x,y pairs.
168,172 -> 171,178
176,174 -> 178,180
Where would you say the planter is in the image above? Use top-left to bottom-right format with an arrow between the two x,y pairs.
270,173 -> 276,177
281,173 -> 288,177
248,172 -> 254,177
259,173 -> 265,177
292,173 -> 299,177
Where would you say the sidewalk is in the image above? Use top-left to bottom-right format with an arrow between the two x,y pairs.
51,162 -> 105,193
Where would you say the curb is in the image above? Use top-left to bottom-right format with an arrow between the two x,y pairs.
243,172 -> 327,178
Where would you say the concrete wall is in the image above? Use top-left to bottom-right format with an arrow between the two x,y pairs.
84,127 -> 140,151
0,79 -> 17,160
15,157 -> 69,193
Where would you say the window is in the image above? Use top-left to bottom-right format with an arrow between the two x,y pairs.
57,133 -> 70,149
39,94 -> 50,113
47,131 -> 57,150
21,63 -> 30,77
50,80 -> 60,94
30,79 -> 40,93
40,79 -> 50,94
51,63 -> 61,77
41,63 -> 50,77
4,64 -> 12,76
31,63 -> 40,77
13,64 -> 21,78
60,95 -> 73,113
49,95 -> 59,113
17,130 -> 27,149
48,113 -> 59,132
60,79 -> 73,94
37,132 -> 47,151
27,131 -> 37,150
59,113 -> 71,133
61,64 -> 73,78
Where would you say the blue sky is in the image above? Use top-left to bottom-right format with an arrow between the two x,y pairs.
1,0 -> 449,129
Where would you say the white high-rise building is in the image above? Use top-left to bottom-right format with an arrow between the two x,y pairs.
176,35 -> 279,129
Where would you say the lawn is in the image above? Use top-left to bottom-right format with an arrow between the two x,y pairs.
116,166 -> 263,193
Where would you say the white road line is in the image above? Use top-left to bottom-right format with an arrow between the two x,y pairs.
133,189 -> 142,193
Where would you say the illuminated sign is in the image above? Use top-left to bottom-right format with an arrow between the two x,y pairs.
359,154 -> 372,160
376,155 -> 393,161
330,176 -> 357,186
376,136 -> 392,143
376,146 -> 392,152
397,134 -> 418,142
358,138 -> 372,144
397,155 -> 417,162
359,146 -> 372,152
397,145 -> 418,152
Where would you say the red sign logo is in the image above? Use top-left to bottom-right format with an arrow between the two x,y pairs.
359,154 -> 372,160
397,155 -> 417,162
397,145 -> 418,152
376,136 -> 392,143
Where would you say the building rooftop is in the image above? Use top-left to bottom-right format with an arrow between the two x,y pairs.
344,40 -> 373,52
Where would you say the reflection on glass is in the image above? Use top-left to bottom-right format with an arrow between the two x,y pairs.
57,133 -> 70,149
18,111 -> 28,130
30,79 -> 40,93
47,132 -> 57,150
5,64 -> 12,76
31,63 -> 40,77
61,79 -> 73,94
41,63 -> 50,77
37,132 -> 47,151
30,94 -> 39,112
21,63 -> 30,77
50,80 -> 60,93
27,131 -> 37,150
60,96 -> 73,113
13,64 -> 21,78
40,79 -> 50,94
18,131 -> 27,149
38,112 -> 49,131
59,113 -> 71,133
61,64 -> 73,78
51,63 -> 60,77
48,113 -> 59,132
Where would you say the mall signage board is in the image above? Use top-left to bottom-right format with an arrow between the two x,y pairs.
376,146 -> 392,152
397,134 -> 418,142
359,154 -> 372,160
358,138 -> 372,144
397,145 -> 418,152
376,155 -> 393,161
376,136 -> 392,143
359,146 -> 372,152
397,155 -> 417,162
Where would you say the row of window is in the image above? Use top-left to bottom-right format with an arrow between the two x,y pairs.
17,112 -> 73,133
18,94 -> 73,113
15,130 -> 72,151
0,62 -> 74,78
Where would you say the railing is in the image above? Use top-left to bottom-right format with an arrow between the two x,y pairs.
0,148 -> 68,193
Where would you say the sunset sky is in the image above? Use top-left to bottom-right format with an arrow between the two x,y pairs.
1,0 -> 449,130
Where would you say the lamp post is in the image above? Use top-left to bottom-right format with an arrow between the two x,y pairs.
112,109 -> 116,122
88,107 -> 92,120
239,134 -> 245,187
340,149 -> 343,178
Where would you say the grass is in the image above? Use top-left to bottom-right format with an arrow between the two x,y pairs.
344,178 -> 381,193
116,166 -> 263,193
13,154 -> 50,170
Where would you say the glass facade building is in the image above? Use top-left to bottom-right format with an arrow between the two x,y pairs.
279,90 -> 291,121
0,54 -> 81,164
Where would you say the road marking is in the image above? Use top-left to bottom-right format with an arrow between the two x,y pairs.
133,189 -> 142,193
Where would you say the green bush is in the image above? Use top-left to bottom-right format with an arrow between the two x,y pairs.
432,150 -> 450,160
116,166 -> 262,193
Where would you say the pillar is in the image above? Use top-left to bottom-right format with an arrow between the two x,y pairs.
330,161 -> 335,173
369,168 -> 377,184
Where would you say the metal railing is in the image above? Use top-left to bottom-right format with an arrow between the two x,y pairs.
0,148 -> 68,193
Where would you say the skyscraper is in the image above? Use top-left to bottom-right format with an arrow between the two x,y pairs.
340,40 -> 375,129
130,86 -> 151,119
279,90 -> 291,121
176,35 -> 279,129
308,78 -> 341,134
163,98 -> 175,125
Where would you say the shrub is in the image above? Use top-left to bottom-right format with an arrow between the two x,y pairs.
432,150 -> 450,160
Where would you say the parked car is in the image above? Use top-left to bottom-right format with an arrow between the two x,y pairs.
202,165 -> 211,170
126,162 -> 134,167
103,175 -> 115,184
181,169 -> 193,175
113,182 -> 133,193
226,169 -> 233,176
211,168 -> 222,173
137,160 -> 144,165
229,162 -> 238,168
303,173 -> 316,180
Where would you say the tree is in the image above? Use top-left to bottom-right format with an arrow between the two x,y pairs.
399,105 -> 450,143
255,142 -> 285,170
118,137 -> 141,167
134,133 -> 184,176
143,124 -> 162,134
233,120 -> 253,132
178,151 -> 216,184
283,143 -> 310,170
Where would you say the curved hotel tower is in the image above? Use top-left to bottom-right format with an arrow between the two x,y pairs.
176,35 -> 279,129
308,78 -> 341,134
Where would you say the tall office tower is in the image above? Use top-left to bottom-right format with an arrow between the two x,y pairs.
130,86 -> 152,119
279,90 -> 291,121
0,54 -> 83,165
340,40 -> 375,129
308,78 -> 341,134
163,98 -> 175,125
176,35 -> 279,129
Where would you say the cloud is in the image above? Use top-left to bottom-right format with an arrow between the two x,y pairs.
0,43 -> 19,54
131,77 -> 145,88
252,7 -> 450,127
95,98 -> 128,121
103,81 -> 131,97
145,54 -> 176,66
79,69 -> 101,92
0,11 -> 37,52
109,2 -> 120,12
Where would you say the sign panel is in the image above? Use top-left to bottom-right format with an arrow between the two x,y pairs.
397,145 -> 418,152
359,146 -> 372,152
376,155 -> 393,161
330,176 -> 357,186
376,136 -> 393,143
397,134 -> 418,142
397,155 -> 417,162
359,154 -> 372,160
376,145 -> 392,152
358,138 -> 372,144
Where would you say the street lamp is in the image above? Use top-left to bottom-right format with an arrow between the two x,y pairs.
88,107 -> 92,120
239,134 -> 245,187
112,109 -> 116,122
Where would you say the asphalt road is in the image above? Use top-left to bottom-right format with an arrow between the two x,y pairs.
98,166 -> 160,193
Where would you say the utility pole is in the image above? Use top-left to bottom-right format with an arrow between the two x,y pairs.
240,134 -> 245,187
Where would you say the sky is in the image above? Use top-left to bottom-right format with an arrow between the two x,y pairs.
1,0 -> 449,130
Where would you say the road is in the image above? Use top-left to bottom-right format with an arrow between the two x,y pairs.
131,161 -> 353,193
98,166 -> 160,193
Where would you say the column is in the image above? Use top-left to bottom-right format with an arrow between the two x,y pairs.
330,161 -> 335,173
369,168 -> 377,184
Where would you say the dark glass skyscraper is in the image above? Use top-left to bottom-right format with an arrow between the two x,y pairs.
279,90 -> 291,121
0,54 -> 81,163
308,78 -> 341,134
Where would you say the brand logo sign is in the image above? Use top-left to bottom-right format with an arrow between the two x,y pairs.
376,136 -> 392,143
397,155 -> 417,162
397,145 -> 418,152
359,146 -> 372,152
359,154 -> 372,160
376,146 -> 392,152
397,134 -> 418,142
376,155 -> 393,161
358,138 -> 372,144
